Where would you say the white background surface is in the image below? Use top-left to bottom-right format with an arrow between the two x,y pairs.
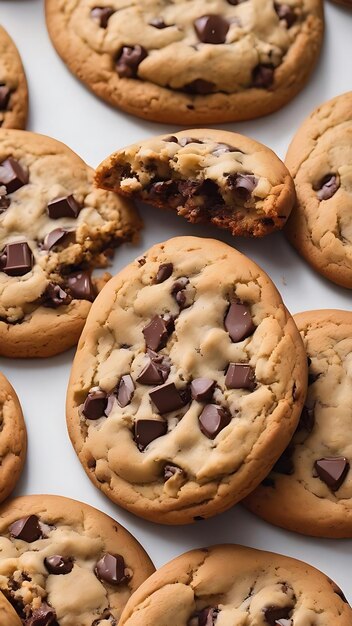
1,0 -> 352,606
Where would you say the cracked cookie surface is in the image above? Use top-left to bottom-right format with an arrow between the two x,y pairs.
119,544 -> 352,625
0,494 -> 154,626
245,309 -> 352,538
66,236 -> 307,524
0,372 -> 26,504
0,27 -> 28,130
45,0 -> 324,124
284,92 -> 352,289
0,129 -> 141,358
96,129 -> 295,238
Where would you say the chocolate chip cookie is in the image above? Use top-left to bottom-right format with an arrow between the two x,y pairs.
245,309 -> 352,538
0,26 -> 28,130
0,592 -> 21,626
0,129 -> 141,358
96,129 -> 295,238
66,236 -> 307,524
0,494 -> 155,626
45,0 -> 324,124
284,92 -> 352,289
119,544 -> 352,625
0,372 -> 26,503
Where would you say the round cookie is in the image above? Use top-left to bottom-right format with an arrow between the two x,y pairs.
0,129 -> 141,358
0,494 -> 155,626
66,236 -> 307,524
245,309 -> 352,538
119,544 -> 352,625
284,92 -> 352,289
96,129 -> 295,238
45,0 -> 324,125
0,373 -> 26,503
0,26 -> 28,130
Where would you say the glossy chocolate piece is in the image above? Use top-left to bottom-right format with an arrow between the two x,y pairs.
1,241 -> 33,276
117,375 -> 135,407
191,378 -> 215,402
116,45 -> 148,78
252,64 -> 275,88
134,419 -> 167,449
9,515 -> 42,542
95,553 -> 128,585
194,15 -> 229,44
91,7 -> 115,28
44,555 -> 73,575
225,363 -> 256,390
0,157 -> 29,193
225,302 -> 255,342
47,195 -> 81,219
315,457 -> 349,491
149,382 -> 188,413
155,262 -> 173,283
82,390 -> 108,420
198,404 -> 231,439
67,271 -> 95,301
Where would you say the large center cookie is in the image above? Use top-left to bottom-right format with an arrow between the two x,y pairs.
245,309 -> 352,538
0,372 -> 26,503
66,236 -> 307,524
0,27 -> 28,130
45,0 -> 324,124
0,129 -> 141,358
119,544 -> 352,625
0,495 -> 154,626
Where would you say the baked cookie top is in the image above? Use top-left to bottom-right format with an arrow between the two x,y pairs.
119,544 -> 352,625
0,26 -> 28,130
245,309 -> 352,538
285,91 -> 352,289
66,236 -> 307,524
0,495 -> 154,626
45,0 -> 324,124
96,129 -> 295,238
0,591 -> 21,626
0,372 -> 26,503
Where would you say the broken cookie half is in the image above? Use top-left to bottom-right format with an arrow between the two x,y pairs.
96,129 -> 295,238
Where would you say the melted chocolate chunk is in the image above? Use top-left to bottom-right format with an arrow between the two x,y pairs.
225,302 -> 255,342
82,390 -> 108,420
227,173 -> 257,200
274,3 -> 296,27
0,187 -> 10,213
148,179 -> 178,199
191,378 -> 215,402
137,354 -> 170,385
43,228 -> 73,251
198,404 -> 231,439
163,135 -> 179,143
316,174 -> 340,200
184,79 -> 215,94
178,137 -> 204,147
252,64 -> 275,88
0,241 -> 33,276
135,419 -> 167,449
273,447 -> 294,475
149,17 -> 170,28
43,283 -> 71,308
0,157 -> 29,193
44,555 -> 73,575
264,606 -> 293,626
190,607 -> 219,626
212,143 -> 241,156
116,45 -> 148,78
156,262 -> 173,283
91,7 -> 115,28
150,382 -> 188,414
0,85 -> 10,110
26,602 -> 57,626
117,374 -> 135,407
47,195 -> 81,219
172,276 -> 190,309
142,315 -> 174,351
95,553 -> 128,585
67,271 -> 95,301
164,464 -> 183,481
9,515 -> 42,542
315,457 -> 349,491
225,363 -> 256,390
298,406 -> 315,432
194,15 -> 229,44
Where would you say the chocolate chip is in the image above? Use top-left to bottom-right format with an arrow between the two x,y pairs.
149,17 -> 169,28
227,173 -> 257,200
0,242 -> 33,276
163,135 -> 179,143
0,85 -> 10,110
198,404 -> 231,439
0,157 -> 29,193
191,378 -> 215,402
142,315 -> 173,351
225,363 -> 256,390
43,228 -> 73,251
44,555 -> 73,575
184,79 -> 215,94
117,375 -> 135,407
47,195 -> 81,219
225,302 -> 255,342
134,419 -> 167,449
0,187 -> 10,213
91,7 -> 115,28
116,45 -> 148,78
164,464 -> 183,481
95,553 -> 128,585
26,602 -> 57,626
148,180 -> 178,199
82,390 -> 108,420
189,607 -> 219,626
252,64 -> 275,88
136,355 -> 170,385
178,137 -> 204,147
67,271 -> 95,301
274,3 -> 296,27
43,283 -> 71,308
273,447 -> 294,475
316,174 -> 340,200
264,606 -> 292,626
150,382 -> 189,414
171,276 -> 189,309
9,515 -> 42,542
212,143 -> 242,157
194,15 -> 229,44
315,457 -> 349,491
156,263 -> 173,283
298,406 -> 315,432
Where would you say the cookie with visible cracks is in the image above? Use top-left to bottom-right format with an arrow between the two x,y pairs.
0,26 -> 28,130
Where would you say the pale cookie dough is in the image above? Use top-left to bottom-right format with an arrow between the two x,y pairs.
284,92 -> 352,289
45,0 -> 324,125
119,544 -> 352,625
96,129 -> 295,238
0,372 -> 27,503
0,494 -> 155,626
245,309 -> 352,538
0,26 -> 28,130
66,236 -> 307,524
0,129 -> 141,358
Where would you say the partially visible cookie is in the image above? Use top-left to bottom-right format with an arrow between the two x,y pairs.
330,0 -> 352,7
0,494 -> 155,626
284,92 -> 352,289
0,26 -> 28,130
0,592 -> 21,626
245,309 -> 352,538
96,129 -> 295,237
0,129 -> 141,358
45,0 -> 324,124
0,372 -> 26,503
119,544 -> 352,625
66,236 -> 307,524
